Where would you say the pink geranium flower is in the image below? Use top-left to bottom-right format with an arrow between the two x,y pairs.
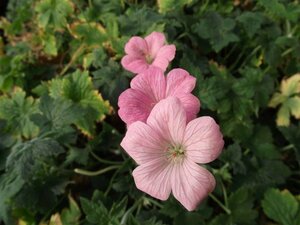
121,97 -> 224,211
121,31 -> 176,74
118,67 -> 200,125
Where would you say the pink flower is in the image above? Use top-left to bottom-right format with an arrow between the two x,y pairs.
121,32 -> 176,74
118,67 -> 200,125
121,97 -> 224,211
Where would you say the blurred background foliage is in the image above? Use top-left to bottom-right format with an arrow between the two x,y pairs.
0,0 -> 300,224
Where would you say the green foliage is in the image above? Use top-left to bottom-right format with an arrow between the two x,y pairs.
157,0 -> 192,13
0,87 -> 39,138
80,190 -> 128,225
35,0 -> 74,29
193,12 -> 239,52
262,189 -> 300,225
0,0 -> 300,224
46,70 -> 112,136
269,74 -> 300,126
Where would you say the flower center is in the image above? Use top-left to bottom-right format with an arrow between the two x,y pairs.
145,54 -> 154,64
166,144 -> 185,162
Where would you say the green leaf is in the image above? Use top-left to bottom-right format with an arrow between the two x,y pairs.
6,138 -> 64,181
0,171 -> 24,224
80,197 -> 110,224
32,95 -> 81,133
262,189 -> 299,225
69,22 -> 107,46
157,0 -> 192,13
42,33 -> 58,56
209,188 -> 257,225
35,0 -> 74,29
193,12 -> 239,52
61,195 -> 81,225
279,123 -> 300,166
0,87 -> 39,138
48,70 -> 112,136
269,74 -> 300,126
237,12 -> 265,38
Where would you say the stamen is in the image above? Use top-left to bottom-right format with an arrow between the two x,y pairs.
145,54 -> 154,64
166,144 -> 185,162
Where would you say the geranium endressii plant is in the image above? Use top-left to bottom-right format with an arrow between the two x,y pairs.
121,31 -> 176,74
121,97 -> 224,211
118,67 -> 200,125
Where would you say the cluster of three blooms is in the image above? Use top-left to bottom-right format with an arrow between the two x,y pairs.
117,32 -> 224,211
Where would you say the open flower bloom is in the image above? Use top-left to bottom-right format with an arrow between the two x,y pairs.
121,31 -> 176,74
121,97 -> 224,211
118,67 -> 200,125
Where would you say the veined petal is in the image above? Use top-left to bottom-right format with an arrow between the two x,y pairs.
171,159 -> 215,211
174,93 -> 200,122
121,55 -> 149,74
131,67 -> 166,102
145,32 -> 166,57
184,117 -> 224,164
147,97 -> 186,145
152,45 -> 176,72
124,36 -> 148,57
120,122 -> 166,165
166,69 -> 197,95
133,158 -> 172,200
118,88 -> 153,125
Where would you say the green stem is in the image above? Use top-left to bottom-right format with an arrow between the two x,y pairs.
74,165 -> 120,176
282,144 -> 295,151
145,197 -> 163,208
209,193 -> 231,215
104,167 -> 122,196
221,181 -> 229,208
121,197 -> 143,225
90,151 -> 123,165
59,43 -> 85,76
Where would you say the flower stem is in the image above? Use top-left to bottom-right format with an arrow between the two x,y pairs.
121,197 -> 143,225
74,165 -> 120,176
59,43 -> 85,76
209,193 -> 231,215
90,151 -> 123,165
145,197 -> 163,208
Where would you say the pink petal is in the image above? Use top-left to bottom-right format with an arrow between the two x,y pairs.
131,67 -> 166,102
171,159 -> 216,211
124,36 -> 148,57
147,97 -> 186,145
152,45 -> 176,72
120,121 -> 167,165
145,32 -> 166,57
118,88 -> 154,125
121,55 -> 149,74
132,158 -> 172,200
166,69 -> 197,95
183,116 -> 224,164
175,93 -> 200,122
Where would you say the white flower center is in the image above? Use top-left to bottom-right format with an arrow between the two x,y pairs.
166,144 -> 185,162
145,53 -> 154,64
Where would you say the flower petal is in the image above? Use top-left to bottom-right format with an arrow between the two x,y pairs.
118,88 -> 153,125
171,159 -> 216,211
120,121 -> 166,164
124,36 -> 148,57
147,97 -> 186,145
133,158 -> 172,200
152,45 -> 176,72
166,69 -> 197,95
131,67 -> 166,102
145,32 -> 166,56
183,116 -> 224,164
121,55 -> 149,74
175,93 -> 200,122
